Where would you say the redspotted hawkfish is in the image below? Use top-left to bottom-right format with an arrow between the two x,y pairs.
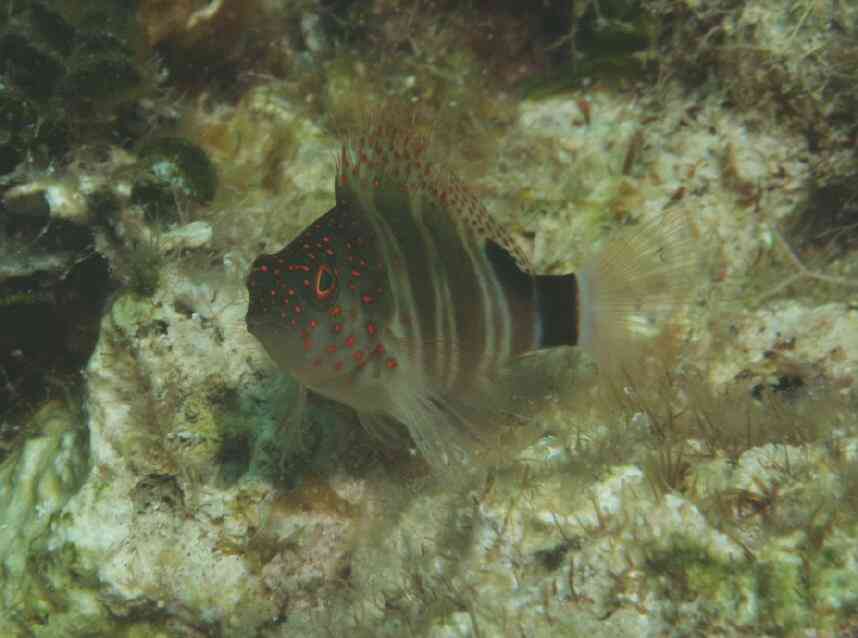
245,115 -> 696,470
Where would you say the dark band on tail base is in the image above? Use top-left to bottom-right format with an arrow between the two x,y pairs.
534,274 -> 578,348
484,239 -> 578,349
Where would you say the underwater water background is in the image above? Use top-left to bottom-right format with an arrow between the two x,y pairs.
1,1 -> 858,636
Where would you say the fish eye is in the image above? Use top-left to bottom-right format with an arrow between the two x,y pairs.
314,264 -> 337,301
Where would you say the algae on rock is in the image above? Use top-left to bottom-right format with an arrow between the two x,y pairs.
1,1 -> 857,636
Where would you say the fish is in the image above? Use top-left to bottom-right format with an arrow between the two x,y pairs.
245,112 -> 697,470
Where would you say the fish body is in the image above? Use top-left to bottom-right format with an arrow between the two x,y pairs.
246,119 -> 695,468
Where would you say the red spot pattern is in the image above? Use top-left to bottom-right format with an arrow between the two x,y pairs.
247,164 -> 405,380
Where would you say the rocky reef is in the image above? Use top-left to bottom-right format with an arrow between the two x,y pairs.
1,1 -> 857,636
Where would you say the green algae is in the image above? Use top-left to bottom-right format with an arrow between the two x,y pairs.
639,503 -> 858,633
61,51 -> 142,100
0,30 -> 65,99
0,85 -> 39,175
519,0 -> 658,98
132,137 -> 218,223
123,239 -> 163,297
0,0 -> 163,175
0,402 -> 90,634
167,392 -> 226,481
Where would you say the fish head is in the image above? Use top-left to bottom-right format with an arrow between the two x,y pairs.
245,204 -> 388,382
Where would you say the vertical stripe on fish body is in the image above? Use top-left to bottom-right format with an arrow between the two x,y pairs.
245,118 -> 697,470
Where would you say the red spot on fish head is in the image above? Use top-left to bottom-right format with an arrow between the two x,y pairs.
245,201 -> 389,378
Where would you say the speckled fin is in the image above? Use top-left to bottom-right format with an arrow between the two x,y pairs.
334,114 -> 533,273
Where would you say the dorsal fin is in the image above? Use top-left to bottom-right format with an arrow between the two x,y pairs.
334,109 -> 533,273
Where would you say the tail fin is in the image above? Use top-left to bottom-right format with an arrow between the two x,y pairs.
577,209 -> 700,375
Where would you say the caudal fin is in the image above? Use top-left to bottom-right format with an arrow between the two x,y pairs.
577,209 -> 700,375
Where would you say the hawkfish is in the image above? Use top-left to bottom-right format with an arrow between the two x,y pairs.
245,114 -> 696,470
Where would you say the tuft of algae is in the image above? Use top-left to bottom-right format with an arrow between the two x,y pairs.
132,137 -> 218,224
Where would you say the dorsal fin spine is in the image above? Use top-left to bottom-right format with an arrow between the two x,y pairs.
335,117 -> 532,273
